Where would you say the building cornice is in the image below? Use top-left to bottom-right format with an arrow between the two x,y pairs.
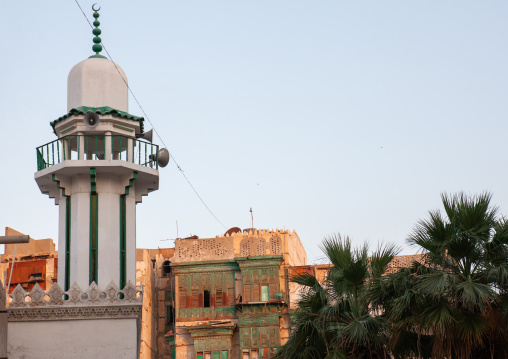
235,255 -> 284,269
172,259 -> 239,274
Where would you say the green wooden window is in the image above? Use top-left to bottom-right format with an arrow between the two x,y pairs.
261,285 -> 269,301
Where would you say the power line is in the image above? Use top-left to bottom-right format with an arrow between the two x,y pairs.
73,0 -> 227,230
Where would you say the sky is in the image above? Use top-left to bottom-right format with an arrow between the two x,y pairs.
1,1 -> 508,263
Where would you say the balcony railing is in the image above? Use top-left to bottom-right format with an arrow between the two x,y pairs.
36,135 -> 160,171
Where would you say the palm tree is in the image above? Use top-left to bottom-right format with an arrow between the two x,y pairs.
385,192 -> 508,358
275,234 -> 398,359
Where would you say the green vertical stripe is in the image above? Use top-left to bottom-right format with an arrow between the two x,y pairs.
65,196 -> 71,291
120,195 -> 127,289
89,168 -> 98,285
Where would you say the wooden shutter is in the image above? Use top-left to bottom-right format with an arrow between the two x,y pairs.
179,288 -> 187,309
192,289 -> 199,308
252,327 -> 259,347
244,284 -> 251,303
227,287 -> 234,305
252,284 -> 260,302
269,283 -> 277,301
241,328 -> 251,347
216,289 -> 223,307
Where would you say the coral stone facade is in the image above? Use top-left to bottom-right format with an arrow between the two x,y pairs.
165,228 -> 307,359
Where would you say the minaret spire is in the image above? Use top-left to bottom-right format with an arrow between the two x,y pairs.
90,4 -> 106,59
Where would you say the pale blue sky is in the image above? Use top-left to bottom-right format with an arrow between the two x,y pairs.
1,1 -> 508,262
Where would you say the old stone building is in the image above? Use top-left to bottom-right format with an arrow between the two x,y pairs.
0,228 -> 58,294
159,228 -> 307,359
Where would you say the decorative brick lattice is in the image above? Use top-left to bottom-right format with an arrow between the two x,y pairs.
270,236 -> 281,255
241,238 -> 266,257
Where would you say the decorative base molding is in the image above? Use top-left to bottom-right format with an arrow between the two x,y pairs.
9,303 -> 142,322
8,280 -> 141,308
6,280 -> 143,322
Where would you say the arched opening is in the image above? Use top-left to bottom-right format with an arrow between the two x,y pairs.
162,260 -> 171,276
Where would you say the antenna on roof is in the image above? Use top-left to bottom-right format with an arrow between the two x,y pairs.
250,207 -> 254,230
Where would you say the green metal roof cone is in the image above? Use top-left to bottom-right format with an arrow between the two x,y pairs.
89,4 -> 107,59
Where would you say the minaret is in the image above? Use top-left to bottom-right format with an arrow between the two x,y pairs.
34,6 -> 168,292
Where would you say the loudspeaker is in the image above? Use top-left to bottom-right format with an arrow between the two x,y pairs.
135,129 -> 153,143
149,148 -> 170,167
83,111 -> 100,128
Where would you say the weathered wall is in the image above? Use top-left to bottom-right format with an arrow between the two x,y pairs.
155,254 -> 174,359
174,228 -> 306,265
137,249 -> 157,359
3,227 -> 56,257
170,229 -> 308,358
8,318 -> 138,358
174,237 -> 235,263
285,230 -> 307,267
0,228 -> 58,295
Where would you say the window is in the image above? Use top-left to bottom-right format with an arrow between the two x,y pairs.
197,351 -> 227,359
204,290 -> 211,308
240,349 -> 273,359
261,285 -> 269,301
227,287 -> 234,305
165,305 -> 174,329
162,261 -> 171,276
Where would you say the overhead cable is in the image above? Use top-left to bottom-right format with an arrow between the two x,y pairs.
73,0 -> 227,230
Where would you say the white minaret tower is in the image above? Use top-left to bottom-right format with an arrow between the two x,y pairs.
34,7 -> 168,292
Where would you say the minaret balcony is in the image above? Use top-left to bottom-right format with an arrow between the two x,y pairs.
36,134 -> 160,171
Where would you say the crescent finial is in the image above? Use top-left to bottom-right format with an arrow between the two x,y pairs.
89,3 -> 105,58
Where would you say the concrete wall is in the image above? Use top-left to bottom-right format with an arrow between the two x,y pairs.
8,318 -> 138,359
